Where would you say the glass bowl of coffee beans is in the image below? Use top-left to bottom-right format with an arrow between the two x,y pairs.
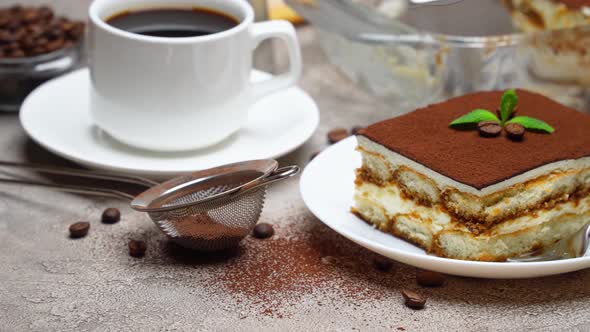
0,5 -> 85,112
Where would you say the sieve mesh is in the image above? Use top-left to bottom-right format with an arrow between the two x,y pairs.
145,170 -> 270,251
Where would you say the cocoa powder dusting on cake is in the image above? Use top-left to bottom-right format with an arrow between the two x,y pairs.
359,89 -> 590,189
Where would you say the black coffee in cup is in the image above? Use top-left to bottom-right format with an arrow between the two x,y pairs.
106,8 -> 239,38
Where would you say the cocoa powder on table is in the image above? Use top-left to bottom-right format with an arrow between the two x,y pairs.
210,221 -> 408,317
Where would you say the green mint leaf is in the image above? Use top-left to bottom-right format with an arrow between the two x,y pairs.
507,116 -> 555,133
500,89 -> 518,124
449,109 -> 500,126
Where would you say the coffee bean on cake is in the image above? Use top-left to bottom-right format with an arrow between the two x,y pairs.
505,123 -> 525,141
477,121 -> 502,137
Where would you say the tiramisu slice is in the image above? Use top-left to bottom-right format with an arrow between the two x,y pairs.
353,89 -> 590,261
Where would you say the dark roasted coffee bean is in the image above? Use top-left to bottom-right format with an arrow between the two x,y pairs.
505,123 -> 525,141
477,121 -> 502,138
69,221 -> 90,238
60,21 -> 75,32
31,46 -> 46,55
22,10 -> 40,23
20,36 -> 35,50
10,5 -> 23,13
102,208 -> 121,224
416,270 -> 446,287
46,28 -> 63,40
9,49 -> 25,57
351,126 -> 364,135
27,25 -> 44,38
0,30 -> 13,42
128,240 -> 147,257
5,42 -> 19,51
6,19 -> 19,30
36,37 -> 48,46
12,27 -> 26,40
38,6 -> 54,20
68,22 -> 85,39
45,39 -> 64,52
373,256 -> 393,272
401,289 -> 426,309
252,223 -> 274,239
328,128 -> 349,144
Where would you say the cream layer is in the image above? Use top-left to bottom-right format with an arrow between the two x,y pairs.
354,180 -> 590,261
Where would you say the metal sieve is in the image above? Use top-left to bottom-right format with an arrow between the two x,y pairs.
0,160 -> 299,250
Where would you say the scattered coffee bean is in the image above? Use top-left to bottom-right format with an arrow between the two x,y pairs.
401,289 -> 426,309
327,128 -> 349,144
128,240 -> 147,257
0,5 -> 85,58
373,256 -> 393,272
477,121 -> 502,138
505,123 -> 525,141
69,221 -> 90,238
351,126 -> 364,135
101,208 -> 121,224
416,270 -> 446,287
252,223 -> 274,239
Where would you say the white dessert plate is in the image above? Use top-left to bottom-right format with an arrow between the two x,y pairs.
20,68 -> 319,179
300,137 -> 590,279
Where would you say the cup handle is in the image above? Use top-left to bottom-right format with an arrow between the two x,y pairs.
248,20 -> 302,101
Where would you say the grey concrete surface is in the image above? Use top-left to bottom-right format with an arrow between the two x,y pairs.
1,1 -> 590,331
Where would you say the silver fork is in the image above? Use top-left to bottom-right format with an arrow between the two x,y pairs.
508,224 -> 590,262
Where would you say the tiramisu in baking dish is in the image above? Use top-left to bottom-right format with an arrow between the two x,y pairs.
504,0 -> 590,31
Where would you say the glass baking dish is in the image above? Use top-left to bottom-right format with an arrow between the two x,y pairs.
286,0 -> 590,115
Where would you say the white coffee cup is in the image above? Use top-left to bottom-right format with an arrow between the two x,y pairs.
88,0 -> 302,151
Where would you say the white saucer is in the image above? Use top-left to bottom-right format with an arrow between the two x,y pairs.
20,68 -> 319,178
300,137 -> 590,279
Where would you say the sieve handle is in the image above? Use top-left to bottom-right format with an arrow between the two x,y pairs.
0,177 -> 135,200
240,165 -> 300,194
0,160 -> 158,187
